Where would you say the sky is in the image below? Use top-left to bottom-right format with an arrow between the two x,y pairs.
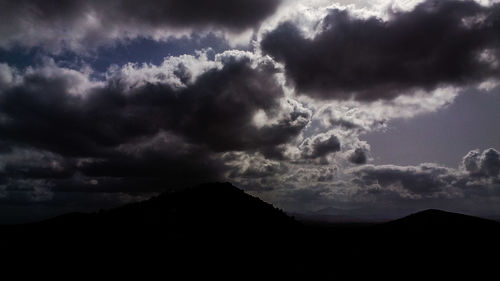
0,0 -> 500,223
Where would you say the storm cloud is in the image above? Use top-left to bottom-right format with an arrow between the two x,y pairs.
0,53 -> 309,199
300,133 -> 341,160
0,57 -> 299,156
352,163 -> 461,198
348,148 -> 367,165
262,0 -> 500,100
0,0 -> 282,51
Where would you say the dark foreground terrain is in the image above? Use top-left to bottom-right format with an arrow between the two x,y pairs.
1,182 -> 499,278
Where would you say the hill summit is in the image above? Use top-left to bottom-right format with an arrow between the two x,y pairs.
43,182 -> 297,231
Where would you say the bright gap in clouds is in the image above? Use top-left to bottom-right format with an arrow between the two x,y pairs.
364,86 -> 500,167
0,33 -> 235,73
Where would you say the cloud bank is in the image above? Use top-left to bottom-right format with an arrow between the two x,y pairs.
262,0 -> 500,100
0,0 -> 282,52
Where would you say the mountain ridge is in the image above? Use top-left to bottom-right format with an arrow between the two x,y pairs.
2,182 -> 500,278
37,182 -> 297,230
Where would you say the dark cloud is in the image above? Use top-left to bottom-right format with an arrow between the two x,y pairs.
0,59 -> 300,157
354,164 -> 457,196
0,0 -> 282,51
311,135 -> 341,158
262,0 -> 500,100
352,148 -> 500,199
349,148 -> 367,165
463,148 -> 500,177
301,134 -> 341,159
173,63 -> 192,85
3,162 -> 74,180
76,137 -> 227,192
156,59 -> 298,154
108,0 -> 282,30
463,149 -> 482,173
481,148 -> 500,177
0,141 -> 12,154
0,74 -> 157,157
5,0 -> 282,30
0,56 -> 308,198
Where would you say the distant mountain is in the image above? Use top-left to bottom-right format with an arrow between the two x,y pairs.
353,209 -> 500,275
295,206 -> 399,223
380,208 -> 500,232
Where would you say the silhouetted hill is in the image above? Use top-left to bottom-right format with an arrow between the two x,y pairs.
379,208 -> 500,232
0,182 -> 303,278
2,182 -> 300,249
40,182 -> 297,231
348,209 -> 500,278
2,184 -> 500,278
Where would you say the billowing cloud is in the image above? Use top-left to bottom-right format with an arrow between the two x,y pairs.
262,0 -> 500,100
348,148 -> 367,164
0,51 -> 313,202
300,133 -> 341,159
0,0 -> 282,52
349,148 -> 500,200
0,54 -> 301,156
352,163 -> 462,198
255,148 -> 500,217
462,148 -> 500,177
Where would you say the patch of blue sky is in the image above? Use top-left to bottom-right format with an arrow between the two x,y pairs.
0,32 -> 240,74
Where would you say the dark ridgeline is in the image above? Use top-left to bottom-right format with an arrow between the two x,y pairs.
0,182 -> 304,278
1,182 -> 499,278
